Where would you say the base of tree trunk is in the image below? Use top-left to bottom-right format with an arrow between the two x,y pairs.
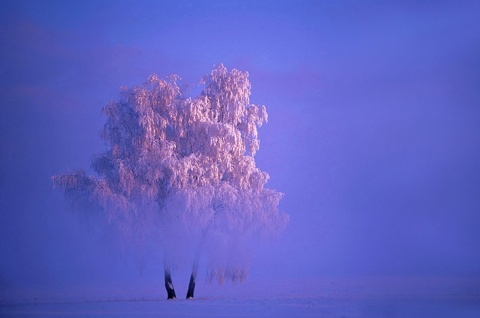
164,268 -> 177,299
186,269 -> 197,299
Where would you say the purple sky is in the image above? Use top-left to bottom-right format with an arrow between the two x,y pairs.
1,0 -> 480,298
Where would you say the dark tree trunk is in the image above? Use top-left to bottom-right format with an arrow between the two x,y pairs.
186,254 -> 199,299
164,267 -> 176,299
186,267 -> 197,299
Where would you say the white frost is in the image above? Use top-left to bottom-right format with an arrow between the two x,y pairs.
52,64 -> 289,282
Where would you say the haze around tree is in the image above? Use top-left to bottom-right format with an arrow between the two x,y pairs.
52,64 -> 288,298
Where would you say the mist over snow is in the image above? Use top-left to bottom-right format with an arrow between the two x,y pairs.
1,0 -> 480,315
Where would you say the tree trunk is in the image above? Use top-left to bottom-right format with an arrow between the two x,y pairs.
186,254 -> 199,299
164,266 -> 177,299
186,267 -> 197,299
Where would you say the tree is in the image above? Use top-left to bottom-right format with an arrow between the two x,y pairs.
52,64 -> 288,299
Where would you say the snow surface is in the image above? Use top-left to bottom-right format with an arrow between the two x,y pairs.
2,277 -> 479,317
2,296 -> 479,318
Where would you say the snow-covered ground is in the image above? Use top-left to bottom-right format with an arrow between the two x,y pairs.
3,297 -> 480,318
2,298 -> 478,318
2,277 -> 479,317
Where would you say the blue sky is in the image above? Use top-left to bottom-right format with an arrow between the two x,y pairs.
1,0 -> 480,298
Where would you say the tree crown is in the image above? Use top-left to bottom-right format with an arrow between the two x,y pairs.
53,64 -> 288,282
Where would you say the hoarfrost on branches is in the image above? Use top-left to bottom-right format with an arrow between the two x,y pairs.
53,64 -> 288,284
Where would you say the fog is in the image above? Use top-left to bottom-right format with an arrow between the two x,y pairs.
1,0 -> 480,304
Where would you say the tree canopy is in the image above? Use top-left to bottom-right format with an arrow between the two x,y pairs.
53,64 -> 288,282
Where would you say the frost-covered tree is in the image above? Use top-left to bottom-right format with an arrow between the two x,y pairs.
52,64 -> 288,299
